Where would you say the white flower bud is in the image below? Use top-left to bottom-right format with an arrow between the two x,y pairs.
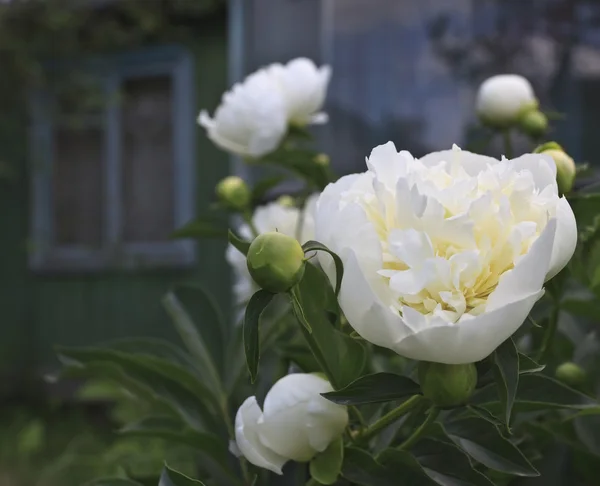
476,74 -> 537,128
234,373 -> 348,474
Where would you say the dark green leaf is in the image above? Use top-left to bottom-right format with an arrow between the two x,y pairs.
104,338 -> 199,372
322,372 -> 420,405
159,465 -> 206,486
228,229 -> 251,256
244,290 -> 275,382
251,175 -> 287,202
473,374 -> 595,411
171,217 -> 228,239
492,338 -> 519,427
518,354 -> 545,374
302,240 -> 344,296
377,449 -> 438,485
162,286 -> 224,395
310,437 -> 343,485
56,347 -> 215,432
259,148 -> 334,190
119,416 -> 229,469
291,264 -> 367,389
85,480 -> 144,486
466,406 -> 503,427
443,418 -> 539,477
413,438 -> 495,486
280,344 -> 321,373
340,448 -> 408,486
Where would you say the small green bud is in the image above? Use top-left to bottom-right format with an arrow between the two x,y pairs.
277,195 -> 296,208
540,148 -> 576,194
518,110 -> 548,139
555,362 -> 586,387
314,153 -> 330,166
216,176 -> 251,210
418,362 -> 477,407
247,231 -> 306,293
534,141 -> 563,153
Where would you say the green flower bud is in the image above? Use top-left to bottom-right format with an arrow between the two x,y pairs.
518,110 -> 548,139
216,176 -> 251,210
540,148 -> 576,194
247,231 -> 306,293
555,362 -> 586,387
314,153 -> 330,166
418,362 -> 477,407
277,195 -> 296,208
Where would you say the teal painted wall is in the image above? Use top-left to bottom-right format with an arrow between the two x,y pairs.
0,19 -> 231,386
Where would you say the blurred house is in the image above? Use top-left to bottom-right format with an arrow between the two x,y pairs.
232,0 -> 600,180
0,0 -> 231,391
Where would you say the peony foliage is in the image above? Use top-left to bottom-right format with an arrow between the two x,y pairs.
57,62 -> 600,486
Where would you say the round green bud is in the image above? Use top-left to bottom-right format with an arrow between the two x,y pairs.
314,153 -> 330,166
418,362 -> 477,407
246,231 -> 306,293
555,362 -> 586,387
534,141 -> 563,153
216,176 -> 251,210
277,195 -> 296,208
518,110 -> 548,139
542,148 -> 576,194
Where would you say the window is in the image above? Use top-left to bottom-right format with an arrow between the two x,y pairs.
29,46 -> 196,272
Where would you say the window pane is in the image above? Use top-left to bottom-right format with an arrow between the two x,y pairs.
53,126 -> 104,246
121,75 -> 175,243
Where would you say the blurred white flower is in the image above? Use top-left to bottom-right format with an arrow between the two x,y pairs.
234,373 -> 348,474
198,70 -> 288,158
227,195 -> 318,309
199,58 -> 330,157
476,74 -> 537,127
269,58 -> 331,125
315,143 -> 577,364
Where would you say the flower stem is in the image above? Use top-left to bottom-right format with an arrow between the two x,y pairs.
356,395 -> 422,444
502,129 -> 514,159
398,406 -> 440,451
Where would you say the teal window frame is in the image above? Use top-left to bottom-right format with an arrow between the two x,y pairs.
29,46 -> 196,272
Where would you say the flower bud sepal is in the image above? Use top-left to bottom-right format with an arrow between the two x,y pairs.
418,361 -> 478,407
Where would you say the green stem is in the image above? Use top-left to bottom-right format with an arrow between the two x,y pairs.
295,194 -> 308,241
398,407 -> 440,451
502,129 -> 514,159
356,395 -> 422,444
537,300 -> 560,363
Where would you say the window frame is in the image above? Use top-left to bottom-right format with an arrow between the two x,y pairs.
29,46 -> 196,273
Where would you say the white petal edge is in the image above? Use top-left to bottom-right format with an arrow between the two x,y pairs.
546,197 -> 577,280
234,397 -> 287,475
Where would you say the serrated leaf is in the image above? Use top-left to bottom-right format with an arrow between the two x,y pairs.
322,372 -> 420,405
244,290 -> 275,382
442,418 -> 539,477
309,437 -> 343,484
159,465 -> 207,486
302,240 -> 344,296
492,338 -> 519,428
228,229 -> 251,256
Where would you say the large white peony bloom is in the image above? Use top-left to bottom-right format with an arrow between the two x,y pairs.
268,58 -> 331,125
198,70 -> 288,158
315,143 -> 577,364
234,373 -> 348,474
476,74 -> 537,127
227,195 -> 318,307
199,58 -> 330,158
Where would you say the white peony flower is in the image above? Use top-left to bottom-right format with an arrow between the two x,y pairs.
198,70 -> 288,158
227,195 -> 318,308
199,58 -> 331,157
268,58 -> 331,125
476,74 -> 537,127
315,143 -> 577,364
234,373 -> 348,474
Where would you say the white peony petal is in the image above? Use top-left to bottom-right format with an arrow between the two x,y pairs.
547,196 -> 577,280
234,397 -> 287,475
